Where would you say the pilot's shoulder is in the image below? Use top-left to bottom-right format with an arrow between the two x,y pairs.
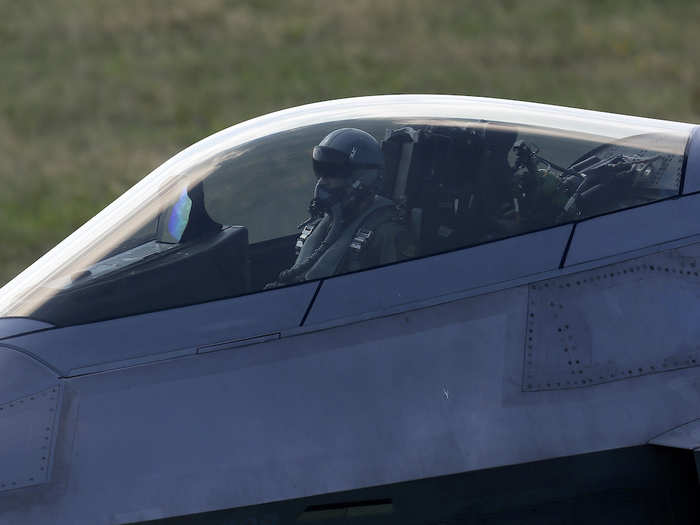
366,203 -> 416,250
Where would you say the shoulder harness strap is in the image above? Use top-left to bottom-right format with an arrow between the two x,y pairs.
348,204 -> 400,257
295,218 -> 322,256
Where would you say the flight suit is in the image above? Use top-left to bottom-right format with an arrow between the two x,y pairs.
292,195 -> 416,282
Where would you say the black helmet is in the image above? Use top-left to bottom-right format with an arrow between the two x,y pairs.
310,128 -> 384,214
312,128 -> 384,177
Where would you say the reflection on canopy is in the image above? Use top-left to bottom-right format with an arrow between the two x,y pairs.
168,189 -> 192,242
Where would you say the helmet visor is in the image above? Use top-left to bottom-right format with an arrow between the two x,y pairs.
312,145 -> 351,179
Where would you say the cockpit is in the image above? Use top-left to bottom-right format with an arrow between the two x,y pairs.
0,96 -> 691,327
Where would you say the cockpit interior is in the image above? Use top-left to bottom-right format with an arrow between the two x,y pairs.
0,107 -> 688,327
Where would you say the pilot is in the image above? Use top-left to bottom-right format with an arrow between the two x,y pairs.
266,128 -> 415,287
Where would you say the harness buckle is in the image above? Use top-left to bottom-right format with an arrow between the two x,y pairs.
349,228 -> 374,254
296,223 -> 316,255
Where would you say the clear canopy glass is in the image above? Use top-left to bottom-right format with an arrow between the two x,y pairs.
0,95 -> 692,326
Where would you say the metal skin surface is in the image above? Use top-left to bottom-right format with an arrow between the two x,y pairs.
526,243 -> 700,391
0,229 -> 697,523
565,192 -> 700,266
306,225 -> 572,326
0,97 -> 698,524
649,419 -> 700,450
5,282 -> 317,376
0,346 -> 58,400
2,237 -> 700,524
0,348 -> 61,496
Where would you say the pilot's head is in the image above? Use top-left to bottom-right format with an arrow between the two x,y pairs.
310,128 -> 384,216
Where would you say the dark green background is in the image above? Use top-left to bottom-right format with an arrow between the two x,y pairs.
1,0 -> 698,285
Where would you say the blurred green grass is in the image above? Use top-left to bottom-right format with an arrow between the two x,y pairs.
1,0 -> 699,285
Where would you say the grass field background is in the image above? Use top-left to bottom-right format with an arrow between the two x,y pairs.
1,0 -> 699,285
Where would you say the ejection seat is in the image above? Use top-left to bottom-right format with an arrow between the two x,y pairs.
380,123 -> 518,258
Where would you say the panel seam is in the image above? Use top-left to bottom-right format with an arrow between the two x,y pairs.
679,125 -> 698,195
300,280 -> 323,326
559,223 -> 577,269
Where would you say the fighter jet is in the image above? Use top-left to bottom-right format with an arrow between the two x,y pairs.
1,95 -> 698,524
